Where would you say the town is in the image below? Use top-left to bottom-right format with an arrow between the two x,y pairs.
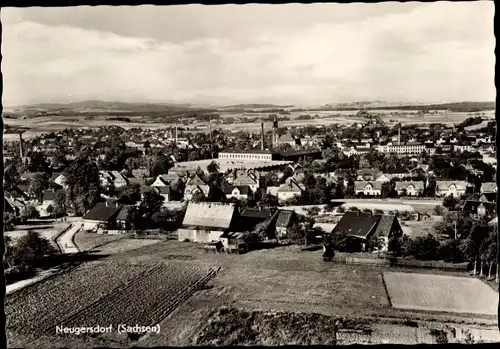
3,3 -> 497,348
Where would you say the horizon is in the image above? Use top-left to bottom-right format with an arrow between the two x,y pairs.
2,3 -> 495,107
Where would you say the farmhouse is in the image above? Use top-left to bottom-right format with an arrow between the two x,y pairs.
354,181 -> 382,196
394,181 -> 424,196
82,202 -> 123,232
183,174 -> 210,201
177,202 -> 237,243
332,211 -> 402,252
435,181 -> 467,197
277,178 -> 304,202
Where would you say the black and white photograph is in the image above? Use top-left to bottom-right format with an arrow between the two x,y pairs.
1,2 -> 498,347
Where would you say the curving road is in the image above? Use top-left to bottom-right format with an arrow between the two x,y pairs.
56,222 -> 83,254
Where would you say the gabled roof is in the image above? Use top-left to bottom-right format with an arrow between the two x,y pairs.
225,185 -> 251,195
83,202 -> 123,222
232,173 -> 258,186
275,210 -> 294,228
277,178 -> 304,193
186,174 -> 207,186
462,200 -> 496,213
394,181 -> 424,191
333,211 -> 380,239
116,204 -> 135,221
354,181 -> 382,191
480,192 -> 496,202
181,202 -> 236,230
279,133 -> 295,142
155,186 -> 171,195
42,189 -> 57,202
481,182 -> 497,193
436,181 -> 467,191
240,207 -> 274,219
373,215 -> 398,237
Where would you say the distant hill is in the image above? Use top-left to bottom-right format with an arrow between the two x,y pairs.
220,104 -> 295,110
321,101 -> 495,112
16,100 -> 195,112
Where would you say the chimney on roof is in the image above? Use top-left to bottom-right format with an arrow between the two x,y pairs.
357,210 -> 361,216
105,201 -> 109,207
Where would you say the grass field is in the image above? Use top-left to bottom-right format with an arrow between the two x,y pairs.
73,231 -> 127,252
5,221 -> 71,250
383,272 -> 498,316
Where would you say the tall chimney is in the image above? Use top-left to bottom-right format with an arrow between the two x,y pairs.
398,126 -> 401,146
175,125 -> 178,144
19,132 -> 24,158
261,122 -> 265,150
209,115 -> 212,142
272,127 -> 275,150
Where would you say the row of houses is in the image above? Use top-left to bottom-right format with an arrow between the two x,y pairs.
354,180 -> 497,197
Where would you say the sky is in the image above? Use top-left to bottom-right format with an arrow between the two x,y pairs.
1,2 -> 496,107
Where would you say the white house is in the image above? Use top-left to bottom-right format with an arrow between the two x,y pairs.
354,181 -> 382,196
277,178 -> 304,203
435,181 -> 467,197
225,185 -> 251,200
481,182 -> 497,194
394,181 -> 424,196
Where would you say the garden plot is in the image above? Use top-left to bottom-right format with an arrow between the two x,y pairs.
52,264 -> 219,339
6,261 -> 160,339
383,272 -> 498,316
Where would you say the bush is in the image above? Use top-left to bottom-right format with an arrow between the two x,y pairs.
336,206 -> 346,213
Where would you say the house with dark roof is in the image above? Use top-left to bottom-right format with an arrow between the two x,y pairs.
82,202 -> 124,232
332,211 -> 403,252
275,210 -> 296,239
462,200 -> 496,218
177,202 -> 238,243
479,192 -> 496,203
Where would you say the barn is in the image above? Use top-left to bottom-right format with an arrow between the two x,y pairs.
177,202 -> 237,243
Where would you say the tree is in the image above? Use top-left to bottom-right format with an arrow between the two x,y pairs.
4,212 -> 16,231
438,238 -> 464,263
367,235 -> 385,254
23,205 -> 40,220
138,190 -> 164,220
53,190 -> 67,218
374,209 -> 385,215
442,195 -> 458,210
413,233 -> 440,261
207,161 -> 220,174
63,154 -> 102,215
433,205 -> 445,216
46,204 -> 54,218
11,231 -> 57,271
191,191 -> 205,203
4,164 -> 21,188
29,173 -> 49,202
